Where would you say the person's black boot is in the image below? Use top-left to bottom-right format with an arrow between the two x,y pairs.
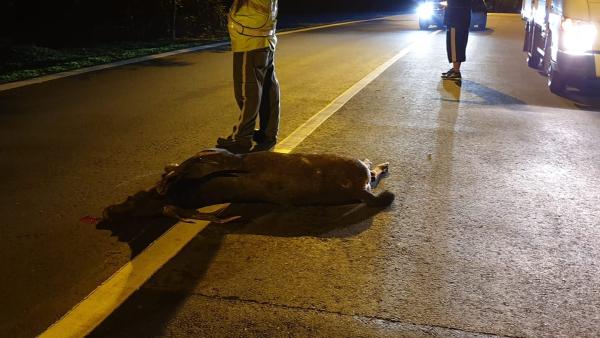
215,137 -> 252,154
251,139 -> 277,152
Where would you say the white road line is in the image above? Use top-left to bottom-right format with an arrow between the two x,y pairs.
39,29 -> 439,338
0,15 -> 407,93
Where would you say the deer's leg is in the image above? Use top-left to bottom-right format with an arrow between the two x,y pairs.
355,189 -> 395,207
162,205 -> 241,223
369,162 -> 389,189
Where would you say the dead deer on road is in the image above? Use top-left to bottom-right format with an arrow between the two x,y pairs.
105,149 -> 393,223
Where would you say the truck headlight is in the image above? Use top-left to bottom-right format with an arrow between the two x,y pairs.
417,2 -> 435,19
561,18 -> 598,54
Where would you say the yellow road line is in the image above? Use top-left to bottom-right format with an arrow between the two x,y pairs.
39,204 -> 226,338
39,29 -> 439,338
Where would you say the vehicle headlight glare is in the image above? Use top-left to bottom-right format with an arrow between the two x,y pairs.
417,2 -> 435,19
561,18 -> 598,53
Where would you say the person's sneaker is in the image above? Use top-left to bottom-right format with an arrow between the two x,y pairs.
251,139 -> 277,152
441,68 -> 455,77
441,68 -> 461,80
215,137 -> 252,154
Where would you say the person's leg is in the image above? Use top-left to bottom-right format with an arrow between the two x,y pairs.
446,26 -> 454,64
218,50 -> 267,153
254,52 -> 271,144
254,49 -> 280,150
233,52 -> 245,111
233,49 -> 267,143
455,22 -> 469,66
449,26 -> 461,69
443,19 -> 470,80
443,26 -> 462,78
453,12 -> 471,70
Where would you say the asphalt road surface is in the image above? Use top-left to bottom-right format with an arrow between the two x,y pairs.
1,13 -> 599,338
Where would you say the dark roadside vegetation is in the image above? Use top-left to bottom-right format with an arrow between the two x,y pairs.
0,0 -> 520,84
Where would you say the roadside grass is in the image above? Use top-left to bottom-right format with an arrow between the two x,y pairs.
0,37 -> 227,84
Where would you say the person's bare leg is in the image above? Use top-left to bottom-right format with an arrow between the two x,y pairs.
453,62 -> 461,72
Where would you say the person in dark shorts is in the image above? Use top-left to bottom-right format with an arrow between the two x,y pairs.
441,0 -> 472,80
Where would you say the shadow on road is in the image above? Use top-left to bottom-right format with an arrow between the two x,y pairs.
223,203 -> 385,238
98,214 -> 176,256
436,79 -> 527,107
460,79 -> 527,105
98,170 -> 388,254
98,192 -> 385,258
471,27 -> 495,35
523,69 -> 600,110
442,77 -> 598,113
89,221 -> 225,338
91,200 -> 385,337
560,89 -> 600,111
